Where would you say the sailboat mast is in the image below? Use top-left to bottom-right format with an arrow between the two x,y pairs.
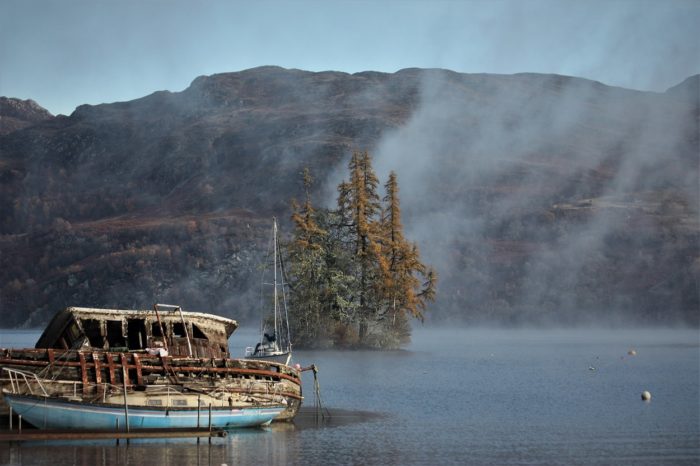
273,217 -> 279,339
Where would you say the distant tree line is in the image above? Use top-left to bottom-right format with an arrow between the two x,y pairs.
286,151 -> 437,349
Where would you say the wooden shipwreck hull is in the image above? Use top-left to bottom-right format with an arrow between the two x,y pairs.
0,306 -> 302,421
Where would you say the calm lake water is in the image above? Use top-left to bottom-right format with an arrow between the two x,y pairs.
0,327 -> 698,465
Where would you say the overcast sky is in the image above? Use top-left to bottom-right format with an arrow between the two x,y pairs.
1,0 -> 698,116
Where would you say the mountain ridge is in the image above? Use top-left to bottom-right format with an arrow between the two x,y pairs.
0,97 -> 54,136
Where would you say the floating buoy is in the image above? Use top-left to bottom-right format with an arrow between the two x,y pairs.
628,349 -> 637,356
641,390 -> 651,401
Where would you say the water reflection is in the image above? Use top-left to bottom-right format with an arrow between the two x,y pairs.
0,328 -> 697,465
0,408 -> 384,466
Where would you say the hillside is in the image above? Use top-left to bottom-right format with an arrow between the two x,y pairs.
0,97 -> 53,136
0,67 -> 697,327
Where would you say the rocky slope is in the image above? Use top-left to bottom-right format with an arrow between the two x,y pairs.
0,67 -> 697,327
0,97 -> 53,136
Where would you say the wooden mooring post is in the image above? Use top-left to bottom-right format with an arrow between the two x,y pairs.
196,396 -> 201,444
208,404 -> 212,444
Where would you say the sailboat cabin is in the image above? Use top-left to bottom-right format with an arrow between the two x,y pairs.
34,306 -> 238,358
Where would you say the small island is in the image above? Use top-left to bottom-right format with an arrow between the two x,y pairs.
285,151 -> 437,350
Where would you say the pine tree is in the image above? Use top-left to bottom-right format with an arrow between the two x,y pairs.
336,151 -> 386,344
379,171 -> 437,346
287,169 -> 356,348
290,169 -> 325,252
287,169 -> 326,344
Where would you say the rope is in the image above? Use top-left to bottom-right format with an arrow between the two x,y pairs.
37,349 -> 71,381
309,364 -> 330,422
277,240 -> 293,350
258,222 -> 275,343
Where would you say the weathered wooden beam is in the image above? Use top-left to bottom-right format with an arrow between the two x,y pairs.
92,352 -> 102,386
120,354 -> 130,386
106,353 -> 116,385
132,353 -> 143,385
78,352 -> 88,396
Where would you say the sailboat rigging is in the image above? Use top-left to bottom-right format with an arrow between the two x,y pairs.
245,218 -> 292,365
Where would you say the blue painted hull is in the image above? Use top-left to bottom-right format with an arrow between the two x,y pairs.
4,393 -> 284,430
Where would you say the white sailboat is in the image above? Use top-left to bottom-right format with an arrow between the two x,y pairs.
245,218 -> 292,365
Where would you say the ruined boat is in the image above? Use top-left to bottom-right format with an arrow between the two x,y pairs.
3,368 -> 284,430
0,304 -> 303,426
